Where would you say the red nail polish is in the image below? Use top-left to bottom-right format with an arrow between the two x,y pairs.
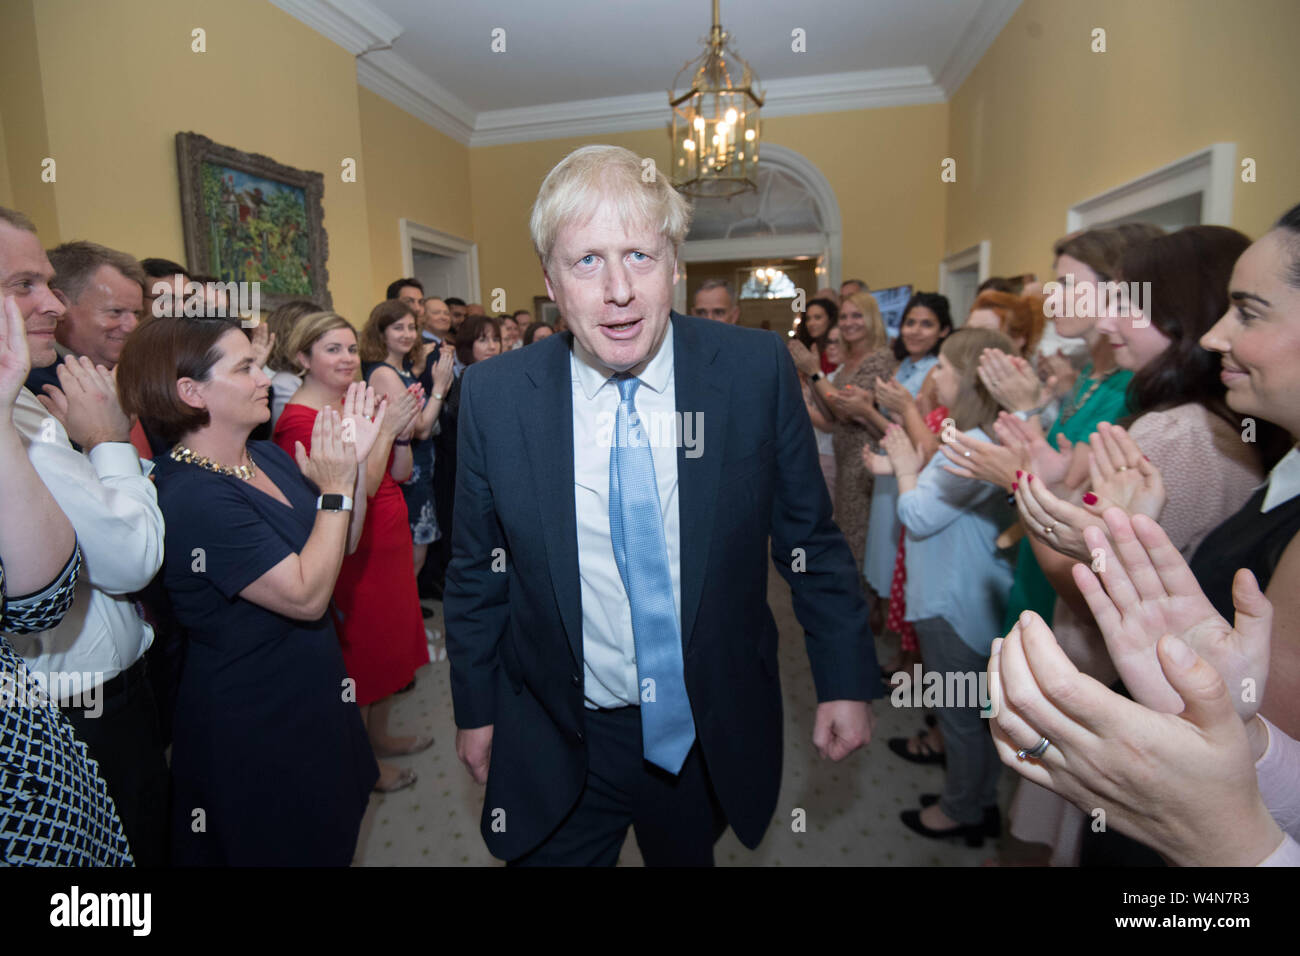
1083,492 -> 1098,505
1016,470 -> 1023,479
1011,482 -> 1018,491
1027,474 -> 1034,482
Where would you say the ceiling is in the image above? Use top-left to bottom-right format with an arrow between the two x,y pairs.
270,0 -> 1021,145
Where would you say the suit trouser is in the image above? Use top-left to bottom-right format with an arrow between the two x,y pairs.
61,659 -> 170,867
912,617 -> 1000,826
509,705 -> 726,866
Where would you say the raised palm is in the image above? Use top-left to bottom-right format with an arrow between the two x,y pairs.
1074,509 -> 1272,720
340,382 -> 385,463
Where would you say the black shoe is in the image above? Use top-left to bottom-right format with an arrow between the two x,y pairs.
900,808 -> 989,847
918,795 -> 1001,836
395,679 -> 415,695
888,734 -> 946,766
421,605 -> 434,619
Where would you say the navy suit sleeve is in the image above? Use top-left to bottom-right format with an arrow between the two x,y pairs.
766,333 -> 883,702
443,363 -> 509,729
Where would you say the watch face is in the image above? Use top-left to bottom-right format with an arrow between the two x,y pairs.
319,494 -> 347,510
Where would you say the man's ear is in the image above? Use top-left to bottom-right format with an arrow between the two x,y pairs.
542,261 -> 556,304
176,377 -> 206,412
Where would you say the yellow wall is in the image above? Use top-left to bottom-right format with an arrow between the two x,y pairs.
946,0 -> 1300,281
0,0 -> 59,238
23,0 -> 375,322
469,103 -> 950,316
358,87 -> 473,305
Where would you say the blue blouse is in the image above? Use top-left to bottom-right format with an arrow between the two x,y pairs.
897,425 -> 1015,654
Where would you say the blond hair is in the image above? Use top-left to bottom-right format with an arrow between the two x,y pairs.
286,311 -> 354,374
841,291 -> 889,352
940,327 -> 1015,432
529,145 -> 693,266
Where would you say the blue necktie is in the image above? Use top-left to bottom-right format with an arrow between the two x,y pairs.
608,375 -> 696,774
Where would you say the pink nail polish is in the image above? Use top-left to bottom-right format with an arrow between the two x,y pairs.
1083,492 -> 1098,505
1016,470 -> 1023,479
1011,482 -> 1018,492
1027,474 -> 1034,483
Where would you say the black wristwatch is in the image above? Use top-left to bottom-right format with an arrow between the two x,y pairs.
316,494 -> 354,512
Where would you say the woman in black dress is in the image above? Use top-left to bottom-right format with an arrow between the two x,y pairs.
117,316 -> 386,866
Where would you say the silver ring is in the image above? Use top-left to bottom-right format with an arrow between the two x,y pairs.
1043,525 -> 1055,534
964,450 -> 972,458
1117,465 -> 1129,472
1017,737 -> 1051,760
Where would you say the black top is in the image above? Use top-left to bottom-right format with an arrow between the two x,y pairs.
1189,485 -> 1300,620
153,440 -> 377,865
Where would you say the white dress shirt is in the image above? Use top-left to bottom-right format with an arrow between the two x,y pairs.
571,328 -> 681,709
1262,444 -> 1300,513
5,388 -> 164,693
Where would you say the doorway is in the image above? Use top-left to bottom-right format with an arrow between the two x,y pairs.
400,219 -> 480,304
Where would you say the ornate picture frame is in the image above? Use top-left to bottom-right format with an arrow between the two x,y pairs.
175,132 -> 332,311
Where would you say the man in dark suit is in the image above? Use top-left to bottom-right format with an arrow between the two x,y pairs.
445,145 -> 881,865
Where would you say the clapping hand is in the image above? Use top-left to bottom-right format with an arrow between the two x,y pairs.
978,348 -> 1043,413
830,384 -> 877,425
1087,422 -> 1166,520
381,384 -> 421,442
430,346 -> 456,397
37,355 -> 132,450
249,320 -> 276,369
787,339 -> 820,377
0,296 -> 32,413
1072,508 -> 1272,721
294,405 -> 357,496
874,376 -> 913,417
862,440 -> 893,476
1039,351 -> 1078,399
1014,472 -> 1105,563
339,382 -> 386,463
880,422 -> 921,480
987,611 -> 1283,867
939,427 -> 1026,491
994,412 -> 1074,487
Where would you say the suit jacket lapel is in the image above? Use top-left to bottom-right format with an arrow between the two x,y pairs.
518,337 -> 583,668
672,313 -> 727,650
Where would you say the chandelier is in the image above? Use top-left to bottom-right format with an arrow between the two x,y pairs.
669,0 -> 764,198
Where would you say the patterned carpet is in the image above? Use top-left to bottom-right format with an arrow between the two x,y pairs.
353,562 -> 1024,866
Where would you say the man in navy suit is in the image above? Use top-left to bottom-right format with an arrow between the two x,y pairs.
445,145 -> 881,865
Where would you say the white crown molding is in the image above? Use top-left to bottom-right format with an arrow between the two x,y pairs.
267,0 -> 403,53
936,0 -> 1022,97
358,52 -> 477,144
470,67 -> 944,147
271,0 -> 1017,147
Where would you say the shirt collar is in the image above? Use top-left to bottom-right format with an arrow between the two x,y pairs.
1262,444 -> 1300,513
571,320 -> 674,401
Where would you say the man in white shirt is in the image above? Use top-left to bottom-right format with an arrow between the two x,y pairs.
445,147 -> 878,865
0,207 -> 168,865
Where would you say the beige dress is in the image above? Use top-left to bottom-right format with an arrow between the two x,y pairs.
1009,403 -> 1263,864
830,347 -> 898,571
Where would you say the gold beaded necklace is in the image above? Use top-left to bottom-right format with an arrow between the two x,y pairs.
169,444 -> 257,481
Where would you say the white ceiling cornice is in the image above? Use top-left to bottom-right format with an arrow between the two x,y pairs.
469,67 -> 944,147
269,0 -> 1017,148
934,0 -> 1022,96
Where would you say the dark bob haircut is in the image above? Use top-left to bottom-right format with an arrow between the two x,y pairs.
117,315 -> 245,443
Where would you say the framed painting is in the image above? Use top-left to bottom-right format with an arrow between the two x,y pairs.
175,132 -> 331,312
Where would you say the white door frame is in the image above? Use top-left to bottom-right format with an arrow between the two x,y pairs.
1066,143 -> 1236,231
938,240 -> 990,294
674,143 -> 842,315
400,218 -> 481,303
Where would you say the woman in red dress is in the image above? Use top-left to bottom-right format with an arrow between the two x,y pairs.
274,311 -> 430,793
